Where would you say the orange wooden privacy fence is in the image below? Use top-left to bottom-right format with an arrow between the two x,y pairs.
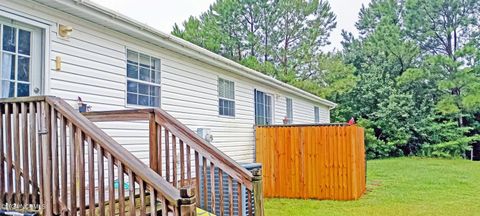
255,124 -> 366,200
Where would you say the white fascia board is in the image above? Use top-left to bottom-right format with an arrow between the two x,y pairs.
32,0 -> 337,108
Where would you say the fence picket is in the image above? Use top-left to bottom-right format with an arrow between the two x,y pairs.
256,125 -> 365,200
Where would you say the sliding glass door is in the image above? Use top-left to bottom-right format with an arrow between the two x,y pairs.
254,89 -> 273,125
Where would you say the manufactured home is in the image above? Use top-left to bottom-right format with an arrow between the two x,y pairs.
0,0 -> 336,215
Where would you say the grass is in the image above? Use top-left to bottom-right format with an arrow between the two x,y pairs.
265,157 -> 480,216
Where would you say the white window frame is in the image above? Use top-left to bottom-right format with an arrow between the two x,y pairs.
218,77 -> 235,117
286,97 -> 293,124
125,48 -> 161,108
314,106 -> 320,123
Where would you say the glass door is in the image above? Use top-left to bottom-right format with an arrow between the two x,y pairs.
254,89 -> 273,125
0,17 -> 42,98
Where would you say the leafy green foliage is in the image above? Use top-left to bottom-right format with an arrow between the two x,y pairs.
172,0 -> 480,159
172,0 -> 340,84
338,0 -> 480,158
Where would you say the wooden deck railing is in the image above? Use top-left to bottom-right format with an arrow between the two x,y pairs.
0,96 -> 196,216
84,108 -> 260,216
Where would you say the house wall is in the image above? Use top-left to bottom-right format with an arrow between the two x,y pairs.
1,0 -> 331,163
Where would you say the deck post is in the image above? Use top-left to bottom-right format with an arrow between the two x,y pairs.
252,168 -> 264,216
179,187 -> 196,216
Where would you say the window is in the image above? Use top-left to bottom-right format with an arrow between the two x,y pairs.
218,78 -> 235,116
255,89 -> 273,125
1,24 -> 33,98
286,98 -> 293,124
314,106 -> 320,123
126,49 -> 161,107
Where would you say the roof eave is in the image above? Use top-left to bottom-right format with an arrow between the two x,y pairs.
32,0 -> 337,108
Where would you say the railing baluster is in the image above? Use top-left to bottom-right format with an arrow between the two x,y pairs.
4,103 -> 13,205
42,102 -> 53,215
21,103 -> 30,206
172,134 -> 177,188
118,162 -> 125,216
139,179 -> 146,216
59,114 -> 67,210
228,176 -> 233,216
219,169 -> 224,216
186,145 -> 191,185
210,162 -> 216,214
108,153 -> 115,215
97,145 -> 105,216
51,107 -> 59,214
157,124 -> 162,177
179,140 -> 185,187
160,195 -> 167,216
247,189 -> 253,216
13,103 -> 21,205
95,143 -> 105,216
69,122 -> 77,215
128,169 -> 135,216
36,102 -> 44,213
0,104 -> 4,206
77,128 -> 86,216
149,113 -> 158,173
29,102 -> 38,206
238,182 -> 242,216
202,156 -> 207,209
87,137 -> 95,216
194,151 -> 200,206
165,129 -> 170,182
149,185 -> 156,215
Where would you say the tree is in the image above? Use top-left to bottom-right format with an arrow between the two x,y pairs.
338,0 -> 480,158
404,0 -> 480,128
172,0 -> 337,80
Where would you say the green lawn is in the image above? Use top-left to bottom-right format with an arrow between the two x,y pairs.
265,158 -> 480,216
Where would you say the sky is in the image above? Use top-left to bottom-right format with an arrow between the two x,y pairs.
90,0 -> 371,51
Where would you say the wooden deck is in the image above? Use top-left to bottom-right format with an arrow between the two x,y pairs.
0,96 -> 263,216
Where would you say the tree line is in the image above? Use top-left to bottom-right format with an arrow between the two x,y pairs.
172,0 -> 480,159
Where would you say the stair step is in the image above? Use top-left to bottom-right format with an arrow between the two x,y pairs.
85,194 -> 163,216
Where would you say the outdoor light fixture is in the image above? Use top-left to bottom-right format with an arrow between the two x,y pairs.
59,24 -> 73,38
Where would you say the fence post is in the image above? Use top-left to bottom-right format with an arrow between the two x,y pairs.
252,168 -> 264,216
179,187 -> 196,216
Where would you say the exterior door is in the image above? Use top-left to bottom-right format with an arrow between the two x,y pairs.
254,89 -> 273,125
0,17 -> 42,98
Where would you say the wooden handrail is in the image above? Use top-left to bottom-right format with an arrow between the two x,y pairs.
84,105 -> 262,215
84,108 -> 254,188
0,96 -> 201,215
85,107 -> 260,215
0,96 -> 47,103
153,109 -> 254,189
45,97 -> 182,203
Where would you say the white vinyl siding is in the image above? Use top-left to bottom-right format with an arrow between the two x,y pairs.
2,0 -> 332,163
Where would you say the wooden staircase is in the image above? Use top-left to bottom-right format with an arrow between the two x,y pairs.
0,96 -> 263,216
